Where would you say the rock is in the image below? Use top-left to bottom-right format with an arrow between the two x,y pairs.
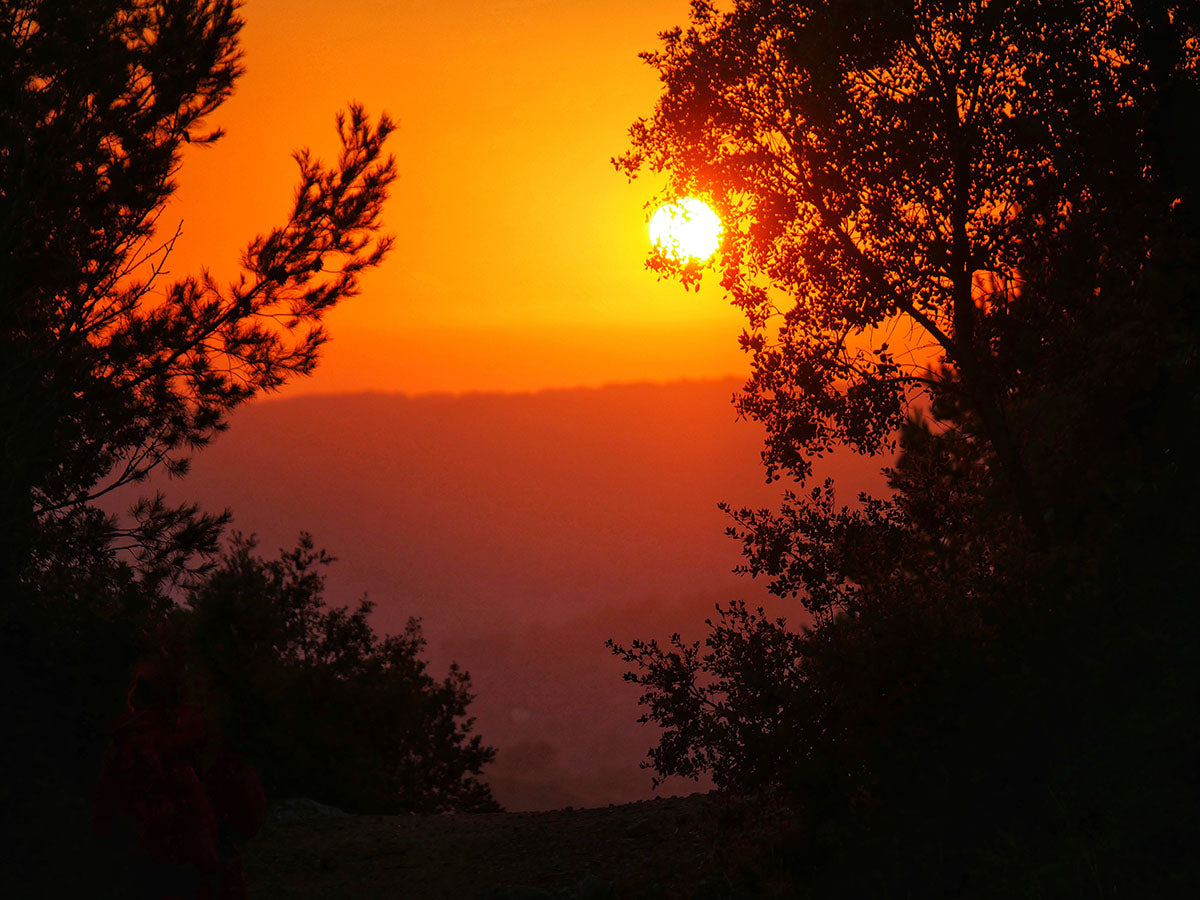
571,874 -> 616,899
267,797 -> 350,824
622,816 -> 657,839
483,886 -> 556,900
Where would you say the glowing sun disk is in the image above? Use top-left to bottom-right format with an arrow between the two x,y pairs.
649,198 -> 722,261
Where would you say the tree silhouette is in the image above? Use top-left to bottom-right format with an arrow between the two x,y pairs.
1,0 -> 395,598
613,2 -> 1199,894
184,534 -> 500,814
0,4 -> 506,891
617,0 -> 1197,537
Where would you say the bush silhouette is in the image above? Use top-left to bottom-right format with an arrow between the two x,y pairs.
184,534 -> 500,814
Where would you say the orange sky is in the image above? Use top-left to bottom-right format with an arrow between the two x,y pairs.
162,0 -> 748,395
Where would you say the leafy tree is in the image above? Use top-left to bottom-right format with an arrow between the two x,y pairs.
616,0 -> 1197,535
0,2 -> 400,887
184,534 -> 500,814
613,1 -> 1199,894
0,0 -> 396,598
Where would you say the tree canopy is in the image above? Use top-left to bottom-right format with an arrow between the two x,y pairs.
617,0 -> 1198,534
612,1 -> 1199,894
1,0 -> 396,597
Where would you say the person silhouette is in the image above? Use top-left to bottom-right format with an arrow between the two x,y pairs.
95,644 -> 265,899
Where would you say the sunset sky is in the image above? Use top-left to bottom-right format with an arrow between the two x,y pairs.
164,0 -> 746,396
137,0 -> 776,810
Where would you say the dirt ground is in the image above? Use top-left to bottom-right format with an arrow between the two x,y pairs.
243,790 -> 796,899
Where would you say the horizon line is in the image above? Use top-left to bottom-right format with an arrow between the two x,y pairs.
265,374 -> 751,404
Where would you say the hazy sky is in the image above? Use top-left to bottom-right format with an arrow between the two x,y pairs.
163,0 -> 747,395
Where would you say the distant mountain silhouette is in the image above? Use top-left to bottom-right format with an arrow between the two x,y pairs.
120,379 -> 888,809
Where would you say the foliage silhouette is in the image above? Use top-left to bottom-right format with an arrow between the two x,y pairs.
616,0 -> 1197,536
1,0 -> 395,599
0,2 -> 498,891
613,1 -> 1199,895
183,534 -> 500,814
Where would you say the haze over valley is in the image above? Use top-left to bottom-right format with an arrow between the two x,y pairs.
123,378 -> 887,809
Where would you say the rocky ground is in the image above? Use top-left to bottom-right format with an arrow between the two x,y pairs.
243,791 -> 800,899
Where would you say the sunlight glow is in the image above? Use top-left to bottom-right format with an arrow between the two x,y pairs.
648,198 -> 722,261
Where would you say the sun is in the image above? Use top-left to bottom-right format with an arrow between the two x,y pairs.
648,198 -> 722,262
